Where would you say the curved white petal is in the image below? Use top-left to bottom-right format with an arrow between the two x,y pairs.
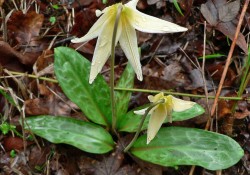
119,16 -> 143,81
147,105 -> 167,144
89,16 -> 122,84
171,96 -> 195,112
148,95 -> 154,102
95,10 -> 103,17
148,92 -> 164,103
71,9 -> 112,43
134,107 -> 148,115
124,7 -> 187,34
126,0 -> 139,9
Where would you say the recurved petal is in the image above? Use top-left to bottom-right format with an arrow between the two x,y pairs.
148,92 -> 164,103
134,107 -> 148,115
171,96 -> 195,112
89,16 -> 122,84
124,7 -> 187,34
119,16 -> 143,81
71,10 -> 111,43
125,0 -> 139,9
147,105 -> 167,144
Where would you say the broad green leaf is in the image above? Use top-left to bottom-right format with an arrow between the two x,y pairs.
117,105 -> 149,132
118,104 -> 204,132
54,47 -> 112,126
115,63 -> 135,122
24,116 -> 114,154
171,104 -> 204,121
131,127 -> 244,170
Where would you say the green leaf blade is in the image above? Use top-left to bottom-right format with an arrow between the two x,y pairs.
131,127 -> 243,170
173,0 -> 184,16
54,47 -> 112,126
172,103 -> 205,121
24,116 -> 114,154
117,105 -> 149,132
115,63 -> 135,122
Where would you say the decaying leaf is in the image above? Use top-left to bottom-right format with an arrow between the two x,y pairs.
3,137 -> 33,151
185,69 -> 213,90
207,62 -> 237,86
200,0 -> 247,53
8,11 -> 44,45
200,0 -> 218,26
0,41 -> 28,70
216,22 -> 248,54
218,0 -> 240,22
0,0 -> 4,7
25,84 -> 73,116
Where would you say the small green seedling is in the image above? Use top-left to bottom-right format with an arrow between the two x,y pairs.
10,150 -> 16,158
0,122 -> 22,137
49,16 -> 56,25
52,4 -> 59,10
0,122 -> 16,135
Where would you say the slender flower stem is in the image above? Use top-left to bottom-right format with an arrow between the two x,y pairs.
111,5 -> 123,133
124,99 -> 165,152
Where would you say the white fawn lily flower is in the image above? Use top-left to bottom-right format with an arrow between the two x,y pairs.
134,92 -> 195,144
71,0 -> 187,84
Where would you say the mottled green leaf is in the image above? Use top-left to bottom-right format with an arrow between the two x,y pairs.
131,127 -> 243,170
117,105 -> 149,132
118,104 -> 204,132
172,104 -> 205,121
115,63 -> 135,122
24,116 -> 114,154
54,47 -> 111,126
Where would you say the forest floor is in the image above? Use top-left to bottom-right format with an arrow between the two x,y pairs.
0,0 -> 250,175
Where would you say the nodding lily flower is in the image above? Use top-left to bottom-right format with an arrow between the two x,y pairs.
71,0 -> 187,84
134,92 -> 195,144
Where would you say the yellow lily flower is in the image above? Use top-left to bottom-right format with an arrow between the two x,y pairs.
134,92 -> 195,144
71,0 -> 187,84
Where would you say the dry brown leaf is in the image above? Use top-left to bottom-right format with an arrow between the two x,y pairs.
8,11 -> 44,45
201,0 -> 248,54
200,0 -> 218,26
185,69 -> 213,90
25,84 -> 72,116
78,146 -> 125,175
216,22 -> 248,54
218,0 -> 240,22
147,0 -> 160,5
0,0 -> 4,7
235,110 -> 250,119
3,137 -> 33,151
28,146 -> 50,169
207,62 -> 237,86
0,41 -> 28,70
